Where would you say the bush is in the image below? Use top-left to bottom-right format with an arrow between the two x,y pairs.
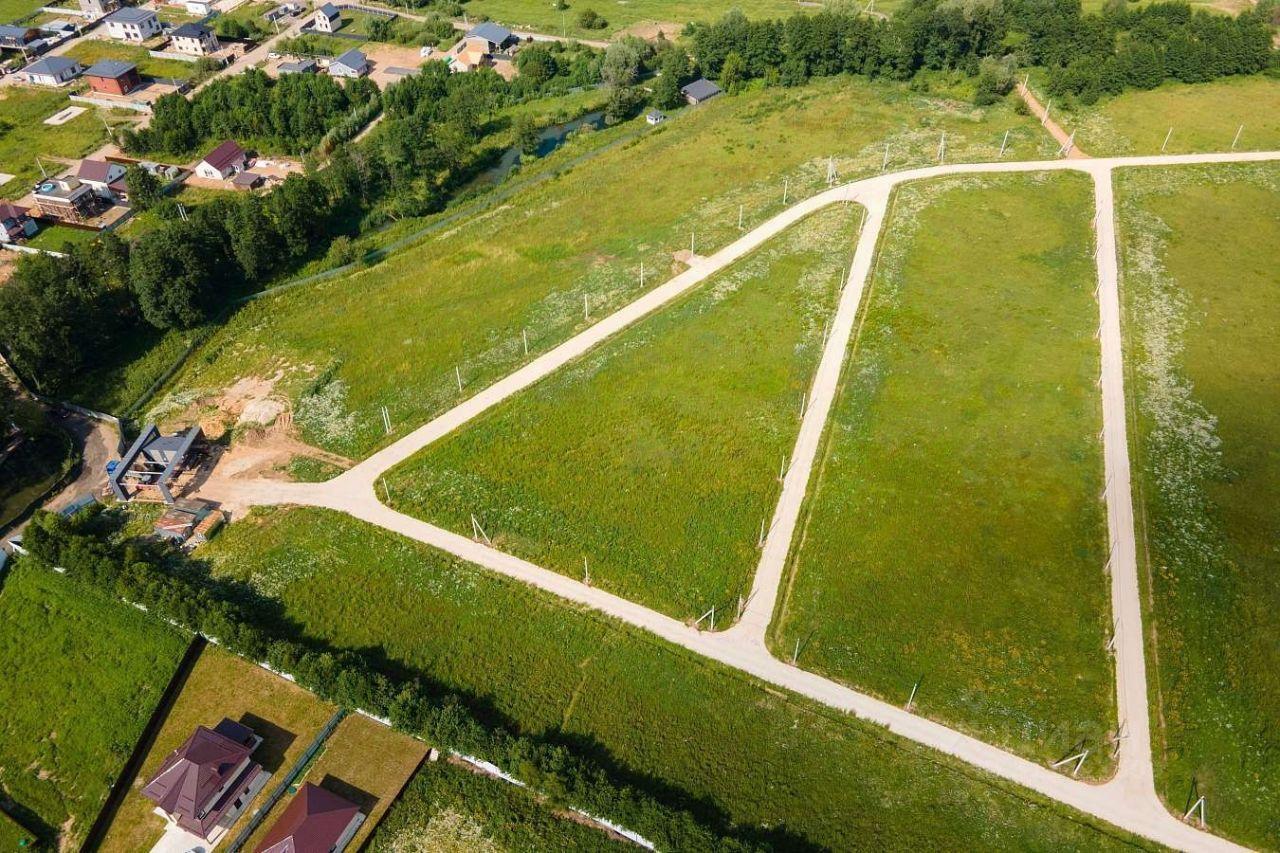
576,8 -> 606,29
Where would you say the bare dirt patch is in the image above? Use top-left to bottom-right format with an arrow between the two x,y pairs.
617,20 -> 683,41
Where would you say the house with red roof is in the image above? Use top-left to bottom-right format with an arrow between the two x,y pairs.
142,718 -> 268,842
195,139 -> 249,181
255,783 -> 365,853
76,159 -> 128,202
0,203 -> 37,243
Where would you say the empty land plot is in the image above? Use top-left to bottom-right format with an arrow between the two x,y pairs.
454,0 -> 796,39
368,760 -> 629,851
1060,76 -> 1280,156
152,76 -> 1052,459
203,506 -> 1149,851
772,172 -> 1116,773
385,206 -> 856,619
0,564 -> 187,849
99,644 -> 337,852
1115,163 -> 1280,849
0,88 -> 110,200
63,40 -> 202,82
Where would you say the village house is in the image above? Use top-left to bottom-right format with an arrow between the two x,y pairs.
169,22 -> 219,56
443,22 -> 520,79
33,177 -> 101,223
681,78 -> 722,106
327,47 -> 367,78
104,6 -> 161,41
254,783 -> 364,853
76,159 -> 128,202
78,0 -> 120,17
20,55 -> 82,86
312,2 -> 340,33
83,58 -> 142,94
0,204 -> 38,244
195,139 -> 248,180
142,719 -> 269,842
0,24 -> 39,50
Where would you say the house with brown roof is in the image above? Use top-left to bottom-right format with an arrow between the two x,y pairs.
195,139 -> 248,180
142,718 -> 268,842
255,783 -> 364,853
0,203 -> 38,244
76,159 -> 128,201
443,22 -> 521,80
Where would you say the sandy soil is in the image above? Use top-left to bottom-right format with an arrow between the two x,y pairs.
617,20 -> 683,42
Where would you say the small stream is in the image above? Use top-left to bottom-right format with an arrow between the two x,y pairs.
482,110 -> 606,183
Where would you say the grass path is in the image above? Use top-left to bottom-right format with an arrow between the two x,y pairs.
1116,162 -> 1280,849
772,172 -> 1116,773
384,206 -> 858,619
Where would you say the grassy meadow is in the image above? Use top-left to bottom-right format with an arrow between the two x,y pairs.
385,206 -> 856,620
1115,163 -> 1280,849
772,173 -> 1116,773
368,759 -> 628,851
1059,76 -> 1280,157
147,76 -> 1051,459
456,0 -> 798,39
63,40 -> 203,82
100,644 -> 338,852
0,564 -> 187,849
0,88 -> 112,201
202,506 -> 1151,850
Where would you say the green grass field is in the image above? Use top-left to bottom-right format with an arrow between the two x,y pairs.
0,564 -> 187,849
146,76 -> 1052,458
772,173 -> 1116,773
0,809 -> 36,850
0,88 -> 111,201
385,206 -> 856,619
203,506 -> 1150,850
1116,162 -> 1280,849
1059,76 -> 1280,157
63,40 -> 202,82
458,0 -> 799,39
0,0 -> 44,22
368,760 -> 628,851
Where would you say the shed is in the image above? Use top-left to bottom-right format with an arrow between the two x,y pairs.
680,77 -> 722,105
277,57 -> 317,74
646,109 -> 666,125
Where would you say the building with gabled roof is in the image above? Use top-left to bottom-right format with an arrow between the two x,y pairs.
195,139 -> 248,180
84,58 -> 142,94
313,2 -> 340,33
21,55 -> 83,86
255,783 -> 364,853
327,47 -> 367,78
143,718 -> 266,841
681,78 -> 722,105
170,21 -> 219,55
104,5 -> 160,41
76,159 -> 128,200
465,21 -> 516,50
0,203 -> 38,244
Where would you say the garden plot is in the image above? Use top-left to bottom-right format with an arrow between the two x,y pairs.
1115,162 -> 1280,850
203,505 -> 1148,851
0,565 -> 188,849
384,206 -> 857,620
158,76 -> 1053,459
772,172 -> 1116,774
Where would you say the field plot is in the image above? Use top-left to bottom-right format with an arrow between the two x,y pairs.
100,644 -> 337,852
204,506 -> 1147,850
386,206 -> 856,619
64,40 -> 202,82
0,565 -> 187,849
153,76 -> 1051,459
368,760 -> 628,851
1060,76 -> 1280,156
772,173 -> 1116,772
1116,163 -> 1280,849
0,88 -> 111,201
455,0 -> 796,39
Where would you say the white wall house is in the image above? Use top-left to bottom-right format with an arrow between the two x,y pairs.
313,2 -> 340,32
21,55 -> 82,86
169,22 -> 219,55
104,6 -> 160,41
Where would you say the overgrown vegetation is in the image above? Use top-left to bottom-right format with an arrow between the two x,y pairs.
773,173 -> 1115,772
0,564 -> 186,849
386,206 -> 856,619
1116,162 -> 1280,850
0,388 -> 76,529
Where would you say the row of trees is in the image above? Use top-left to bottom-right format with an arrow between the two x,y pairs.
19,506 -> 761,851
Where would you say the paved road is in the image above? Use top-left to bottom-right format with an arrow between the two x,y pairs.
196,148 -> 1280,852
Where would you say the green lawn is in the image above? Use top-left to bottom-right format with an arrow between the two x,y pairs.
151,75 -> 1052,458
368,760 -> 627,851
1116,162 -> 1280,850
0,88 -> 109,201
204,506 -> 1151,850
1059,76 -> 1280,157
386,206 -> 855,620
0,0 -> 44,23
458,0 -> 804,39
24,222 -> 101,252
772,172 -> 1116,774
0,564 -> 188,849
63,40 -> 201,82
0,810 -> 36,850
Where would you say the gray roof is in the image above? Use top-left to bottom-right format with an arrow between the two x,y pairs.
24,55 -> 81,76
84,58 -> 136,77
318,2 -> 339,16
106,6 -> 156,23
466,21 -> 512,45
331,47 -> 365,69
681,78 -> 722,101
170,22 -> 212,38
0,24 -> 33,39
278,58 -> 317,73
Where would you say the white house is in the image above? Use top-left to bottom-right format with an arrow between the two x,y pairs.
183,0 -> 213,14
195,139 -> 248,180
78,0 -> 120,18
104,6 -> 161,41
327,47 -> 367,78
169,22 -> 218,55
21,55 -> 82,86
76,159 -> 128,201
313,2 -> 340,33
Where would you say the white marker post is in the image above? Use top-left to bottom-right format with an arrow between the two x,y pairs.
783,177 -> 789,205
455,366 -> 463,392
583,293 -> 590,322
1161,127 -> 1173,153
738,204 -> 744,230
522,328 -> 529,356
1231,124 -> 1244,151
999,129 -> 1010,157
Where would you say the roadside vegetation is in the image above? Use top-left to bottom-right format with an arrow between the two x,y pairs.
1115,162 -> 1280,849
368,760 -> 629,851
386,206 -> 856,619
0,564 -> 187,849
773,173 -> 1115,773
199,505 -> 1149,850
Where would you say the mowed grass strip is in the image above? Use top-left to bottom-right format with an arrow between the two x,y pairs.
1115,163 -> 1280,849
385,206 -> 856,619
773,172 -> 1116,773
204,506 -> 1150,851
0,564 -> 187,849
157,76 -> 1051,459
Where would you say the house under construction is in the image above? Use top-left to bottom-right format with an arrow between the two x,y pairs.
108,424 -> 205,504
